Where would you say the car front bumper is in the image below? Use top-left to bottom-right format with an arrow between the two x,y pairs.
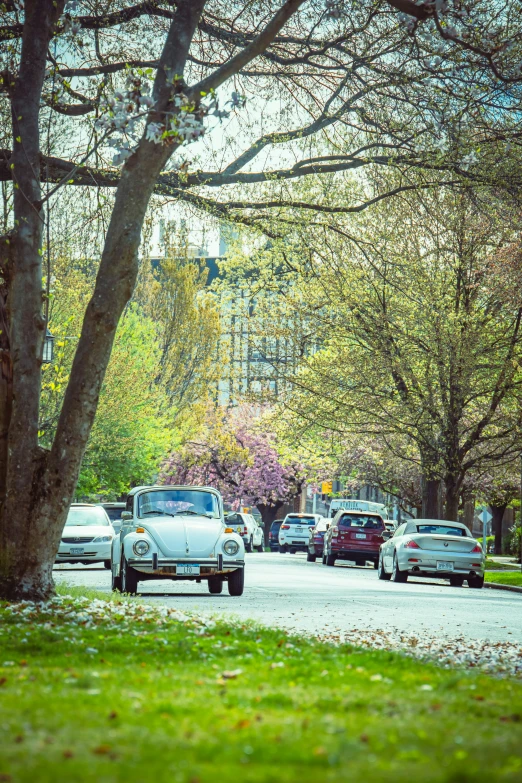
56,542 -> 112,563
124,557 -> 245,577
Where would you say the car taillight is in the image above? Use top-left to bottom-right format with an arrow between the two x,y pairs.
404,539 -> 420,549
471,543 -> 483,554
281,524 -> 290,530
331,525 -> 339,537
243,527 -> 248,534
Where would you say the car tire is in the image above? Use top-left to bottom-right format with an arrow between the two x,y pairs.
373,559 -> 379,570
279,545 -> 286,553
208,576 -> 223,594
449,576 -> 464,587
111,567 -> 122,592
377,553 -> 391,581
326,550 -> 336,567
467,574 -> 484,589
322,551 -> 327,565
245,537 -> 253,553
121,556 -> 139,595
307,552 -> 317,562
104,559 -> 111,570
228,568 -> 244,596
391,553 -> 408,583
255,543 -> 264,552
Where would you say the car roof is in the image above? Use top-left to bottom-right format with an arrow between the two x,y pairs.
414,519 -> 468,529
338,510 -> 383,517
70,503 -> 98,507
127,485 -> 221,497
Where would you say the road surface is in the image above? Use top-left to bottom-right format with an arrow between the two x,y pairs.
53,552 -> 522,644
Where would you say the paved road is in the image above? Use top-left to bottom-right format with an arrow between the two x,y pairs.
53,552 -> 522,644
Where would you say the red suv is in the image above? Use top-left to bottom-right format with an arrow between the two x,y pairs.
322,511 -> 385,568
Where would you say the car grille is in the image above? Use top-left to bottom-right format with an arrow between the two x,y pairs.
61,537 -> 95,543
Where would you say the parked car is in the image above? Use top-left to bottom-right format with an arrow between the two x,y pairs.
56,504 -> 114,569
378,518 -> 485,588
100,502 -> 126,534
307,517 -> 330,561
225,512 -> 264,552
384,520 -> 396,533
111,485 -> 245,595
269,519 -> 284,551
278,513 -> 324,553
322,510 -> 386,568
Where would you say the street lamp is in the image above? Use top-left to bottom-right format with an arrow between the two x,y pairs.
42,328 -> 55,364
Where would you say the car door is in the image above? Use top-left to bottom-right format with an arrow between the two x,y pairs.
253,518 -> 263,547
383,522 -> 407,569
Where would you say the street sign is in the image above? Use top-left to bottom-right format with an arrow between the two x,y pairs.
480,508 -> 492,524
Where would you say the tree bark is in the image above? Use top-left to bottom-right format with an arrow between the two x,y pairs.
422,477 -> 442,518
257,502 -> 283,547
462,496 -> 475,534
0,0 -> 205,601
491,503 -> 507,555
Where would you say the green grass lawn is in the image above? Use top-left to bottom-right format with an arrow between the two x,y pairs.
485,570 -> 522,587
485,559 -> 519,571
1,589 -> 522,783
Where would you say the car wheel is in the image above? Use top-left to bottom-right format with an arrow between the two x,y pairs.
326,550 -> 336,567
373,559 -> 379,570
103,559 -> 111,570
256,543 -> 264,552
377,552 -> 391,581
391,552 -> 408,583
228,568 -> 244,596
449,576 -> 464,587
278,545 -> 286,553
208,576 -> 223,594
121,556 -> 139,595
322,551 -> 327,565
467,574 -> 484,589
306,551 -> 317,562
245,537 -> 253,553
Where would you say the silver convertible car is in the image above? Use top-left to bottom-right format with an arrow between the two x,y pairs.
111,485 -> 245,596
377,519 -> 485,588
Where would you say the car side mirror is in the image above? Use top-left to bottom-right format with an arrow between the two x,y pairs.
121,511 -> 133,521
381,530 -> 392,540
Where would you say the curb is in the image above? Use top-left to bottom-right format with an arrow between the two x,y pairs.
484,581 -> 522,595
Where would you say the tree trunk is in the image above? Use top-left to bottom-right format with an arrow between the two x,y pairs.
422,478 -> 442,518
444,475 -> 462,522
257,502 -> 283,546
491,504 -> 507,555
462,497 -> 475,534
0,0 -> 205,601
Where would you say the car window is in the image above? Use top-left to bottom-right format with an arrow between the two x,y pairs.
339,514 -> 384,529
416,524 -> 466,537
103,507 -> 124,522
138,489 -> 220,519
270,521 -> 282,531
65,507 -> 110,527
286,515 -> 316,525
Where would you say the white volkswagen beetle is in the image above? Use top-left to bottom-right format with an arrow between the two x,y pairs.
111,485 -> 245,596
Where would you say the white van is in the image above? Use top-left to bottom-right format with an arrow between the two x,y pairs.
327,499 -> 388,519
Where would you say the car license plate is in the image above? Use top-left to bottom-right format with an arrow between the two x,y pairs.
355,533 -> 366,539
176,564 -> 200,576
437,561 -> 454,571
70,547 -> 84,555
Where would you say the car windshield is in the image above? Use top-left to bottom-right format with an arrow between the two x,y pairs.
137,489 -> 221,519
286,516 -> 316,525
339,514 -> 383,529
270,521 -> 283,531
65,507 -> 110,527
417,524 -> 465,537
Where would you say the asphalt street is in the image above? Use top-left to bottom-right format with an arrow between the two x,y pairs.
53,552 -> 522,644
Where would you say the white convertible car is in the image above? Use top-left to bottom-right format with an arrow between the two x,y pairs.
111,485 -> 245,596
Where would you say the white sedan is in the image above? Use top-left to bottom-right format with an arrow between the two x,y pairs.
378,519 -> 485,588
111,485 -> 245,595
56,504 -> 114,568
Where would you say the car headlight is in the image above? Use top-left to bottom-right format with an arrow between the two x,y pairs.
133,539 -> 150,556
223,539 -> 240,556
92,535 -> 112,543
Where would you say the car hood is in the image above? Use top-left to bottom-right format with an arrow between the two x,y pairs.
61,525 -> 113,539
139,515 -> 224,557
